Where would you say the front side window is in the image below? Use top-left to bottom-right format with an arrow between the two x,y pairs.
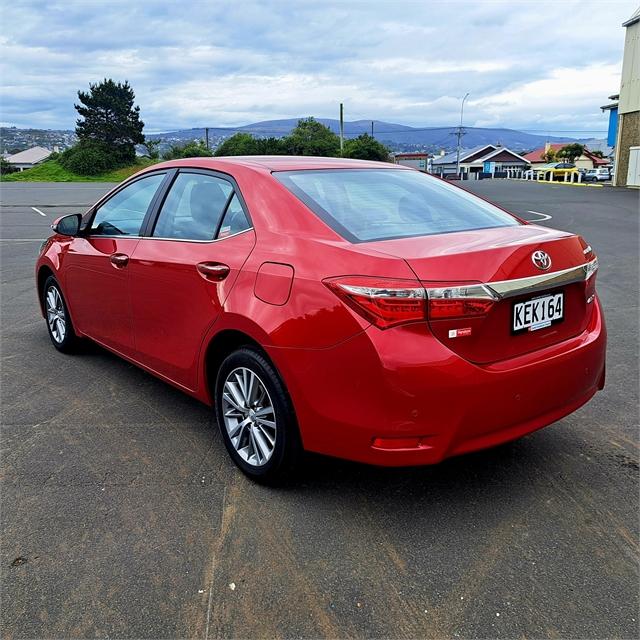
90,173 -> 165,236
153,173 -> 233,240
274,169 -> 520,242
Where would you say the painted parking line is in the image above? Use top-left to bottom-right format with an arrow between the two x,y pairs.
0,238 -> 45,242
31,207 -> 47,217
526,210 -> 553,221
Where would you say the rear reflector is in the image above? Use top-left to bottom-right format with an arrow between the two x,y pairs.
324,276 -> 426,329
372,436 -> 431,450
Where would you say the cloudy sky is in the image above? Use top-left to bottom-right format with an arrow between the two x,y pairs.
1,0 -> 637,134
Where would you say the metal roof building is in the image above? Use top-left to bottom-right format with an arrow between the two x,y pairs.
6,146 -> 51,171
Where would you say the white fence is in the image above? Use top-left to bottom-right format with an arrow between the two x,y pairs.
506,168 -> 584,183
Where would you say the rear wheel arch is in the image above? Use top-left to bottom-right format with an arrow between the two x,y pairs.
204,329 -> 273,401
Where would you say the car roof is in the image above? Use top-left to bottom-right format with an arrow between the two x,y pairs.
153,155 -> 409,173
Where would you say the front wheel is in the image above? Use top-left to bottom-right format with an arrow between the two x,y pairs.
215,347 -> 302,484
42,276 -> 78,353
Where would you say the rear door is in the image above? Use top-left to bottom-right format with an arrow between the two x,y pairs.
63,171 -> 168,354
129,169 -> 256,390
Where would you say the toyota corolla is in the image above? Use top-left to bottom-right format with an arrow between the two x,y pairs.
36,157 -> 606,482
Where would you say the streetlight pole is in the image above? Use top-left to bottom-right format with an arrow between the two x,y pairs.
455,92 -> 469,177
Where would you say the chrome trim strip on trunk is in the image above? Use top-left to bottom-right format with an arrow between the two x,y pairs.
486,258 -> 598,299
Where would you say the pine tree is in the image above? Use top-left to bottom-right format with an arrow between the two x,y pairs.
75,79 -> 144,164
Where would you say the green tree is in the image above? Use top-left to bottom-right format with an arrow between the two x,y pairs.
253,137 -> 285,154
162,140 -> 212,160
541,148 -> 557,163
557,143 -> 585,163
141,138 -> 161,160
590,149 -> 605,158
214,133 -> 285,156
214,133 -> 259,156
283,117 -> 340,156
343,134 -> 389,161
74,79 -> 145,165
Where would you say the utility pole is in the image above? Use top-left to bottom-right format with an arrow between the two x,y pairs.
339,103 -> 344,154
205,127 -> 210,150
455,92 -> 469,177
371,121 -> 374,137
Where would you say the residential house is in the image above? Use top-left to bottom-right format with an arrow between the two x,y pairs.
522,142 -> 610,170
431,144 -> 530,177
6,146 -> 52,171
393,152 -> 430,172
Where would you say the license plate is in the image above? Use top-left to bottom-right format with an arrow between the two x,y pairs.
513,292 -> 564,333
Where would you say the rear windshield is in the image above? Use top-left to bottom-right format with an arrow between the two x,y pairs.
274,169 -> 520,242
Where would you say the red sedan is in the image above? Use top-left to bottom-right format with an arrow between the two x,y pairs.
36,157 -> 606,482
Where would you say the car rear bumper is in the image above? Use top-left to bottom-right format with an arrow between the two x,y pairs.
268,297 -> 606,466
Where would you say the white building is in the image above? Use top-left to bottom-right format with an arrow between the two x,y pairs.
6,146 -> 52,171
393,152 -> 430,172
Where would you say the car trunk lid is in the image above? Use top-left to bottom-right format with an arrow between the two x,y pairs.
361,225 -> 597,364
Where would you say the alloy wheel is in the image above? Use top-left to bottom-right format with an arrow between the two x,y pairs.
221,367 -> 277,467
46,286 -> 66,343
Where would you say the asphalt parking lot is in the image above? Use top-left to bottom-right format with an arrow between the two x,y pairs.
1,179 -> 638,639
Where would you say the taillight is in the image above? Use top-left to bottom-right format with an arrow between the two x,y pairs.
425,284 -> 497,320
584,256 -> 598,302
324,276 -> 427,329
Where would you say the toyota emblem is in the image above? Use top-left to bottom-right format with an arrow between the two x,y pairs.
532,250 -> 551,271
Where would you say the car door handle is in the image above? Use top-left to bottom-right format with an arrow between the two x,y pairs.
110,253 -> 129,269
196,262 -> 230,281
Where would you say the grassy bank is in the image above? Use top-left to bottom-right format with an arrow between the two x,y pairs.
1,158 -> 156,182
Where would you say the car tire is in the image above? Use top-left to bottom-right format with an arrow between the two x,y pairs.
42,276 -> 79,353
215,347 -> 302,484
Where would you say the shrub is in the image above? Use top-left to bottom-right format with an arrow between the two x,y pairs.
60,140 -> 116,175
162,140 -> 212,160
0,158 -> 19,175
214,133 -> 286,156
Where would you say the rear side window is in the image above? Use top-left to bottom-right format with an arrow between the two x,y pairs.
153,173 -> 233,240
216,194 -> 251,239
274,169 -> 520,242
91,173 -> 165,236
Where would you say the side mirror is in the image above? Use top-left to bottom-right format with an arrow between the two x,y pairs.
51,213 -> 81,237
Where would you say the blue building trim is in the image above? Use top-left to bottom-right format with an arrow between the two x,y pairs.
607,107 -> 618,147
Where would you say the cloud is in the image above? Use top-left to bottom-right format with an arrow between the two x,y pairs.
1,0 -> 637,133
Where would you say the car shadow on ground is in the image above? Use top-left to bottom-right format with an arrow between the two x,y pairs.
71,338 -> 559,503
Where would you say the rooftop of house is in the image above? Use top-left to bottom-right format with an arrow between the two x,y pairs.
432,144 -> 528,165
394,152 -> 429,159
522,144 -> 609,165
432,145 -> 495,165
7,146 -> 52,164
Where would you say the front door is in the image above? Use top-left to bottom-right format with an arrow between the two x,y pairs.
63,172 -> 167,355
129,170 -> 256,390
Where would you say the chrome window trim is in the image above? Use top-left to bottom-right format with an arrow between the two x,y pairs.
84,227 -> 254,244
486,258 -> 598,299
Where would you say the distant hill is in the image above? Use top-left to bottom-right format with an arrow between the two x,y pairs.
3,120 -> 600,156
148,118 -> 582,153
